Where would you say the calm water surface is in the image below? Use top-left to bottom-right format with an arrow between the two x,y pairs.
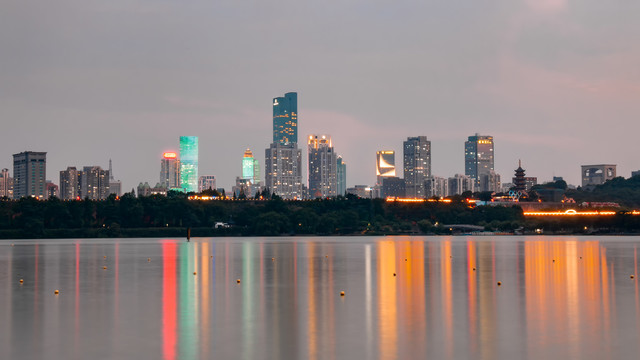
1,236 -> 640,360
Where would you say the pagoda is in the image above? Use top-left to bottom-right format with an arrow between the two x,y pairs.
513,160 -> 527,192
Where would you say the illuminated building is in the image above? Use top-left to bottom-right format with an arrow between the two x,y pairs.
403,136 -> 431,198
382,177 -> 405,198
337,156 -> 347,196
273,92 -> 298,145
198,175 -> 217,192
447,174 -> 474,196
0,168 -> 13,199
59,167 -> 80,200
308,135 -> 337,198
346,185 -> 372,198
160,152 -> 181,190
265,143 -> 303,199
479,170 -> 501,193
12,151 -> 47,199
180,136 -> 198,193
376,151 -> 396,185
265,92 -> 302,199
233,177 -> 252,198
81,166 -> 110,200
581,164 -> 616,188
46,181 -> 59,198
242,149 -> 255,181
425,176 -> 448,198
465,134 -> 494,190
108,159 -> 122,197
513,161 -> 527,192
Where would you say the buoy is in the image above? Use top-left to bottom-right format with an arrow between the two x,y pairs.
272,257 -> 275,261
104,256 -> 107,259
580,257 -> 582,259
11,243 -> 14,246
472,267 -> 476,271
326,255 -> 328,258
236,279 -> 241,283
631,275 -> 635,279
193,272 -> 197,275
210,255 -> 213,258
393,273 -> 396,277
147,258 -> 151,262
497,281 -> 502,286
405,258 -> 407,261
103,266 -> 107,270
340,291 -> 345,297
54,290 -> 59,295
19,279 -> 24,283
553,259 -> 555,263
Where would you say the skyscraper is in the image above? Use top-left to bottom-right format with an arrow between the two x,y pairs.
108,159 -> 122,197
0,168 -> 13,199
60,166 -> 80,200
337,156 -> 347,196
160,152 -> 181,189
180,136 -> 198,193
266,92 -> 303,199
198,175 -> 217,192
81,166 -> 110,200
13,151 -> 46,199
376,150 -> 396,184
465,134 -> 494,190
403,136 -> 431,198
273,92 -> 298,145
308,135 -> 337,198
242,149 -> 255,181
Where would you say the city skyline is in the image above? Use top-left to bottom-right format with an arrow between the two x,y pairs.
1,2 -> 639,189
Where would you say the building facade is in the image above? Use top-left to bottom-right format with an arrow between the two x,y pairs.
46,181 -> 59,198
13,151 -> 47,199
403,136 -> 431,198
160,152 -> 181,190
108,159 -> 122,197
308,135 -> 337,198
60,167 -> 80,200
337,156 -> 347,196
581,164 -> 616,188
425,176 -> 448,198
265,143 -> 303,199
479,170 -> 501,193
465,134 -> 494,190
448,174 -> 475,196
180,136 -> 198,193
346,185 -> 372,199
273,92 -> 298,145
376,150 -> 396,185
198,175 -> 217,192
82,166 -> 110,200
381,177 -> 406,198
0,168 -> 13,199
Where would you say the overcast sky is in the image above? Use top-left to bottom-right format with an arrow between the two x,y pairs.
2,0 -> 639,190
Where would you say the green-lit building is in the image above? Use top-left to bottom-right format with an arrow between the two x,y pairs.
272,92 -> 298,145
180,136 -> 198,193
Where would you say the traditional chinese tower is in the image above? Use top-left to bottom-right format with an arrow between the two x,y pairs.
513,160 -> 526,192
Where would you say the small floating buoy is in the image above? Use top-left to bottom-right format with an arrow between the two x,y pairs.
19,279 -> 24,283
326,255 -> 328,258
210,255 -> 213,258
472,267 -> 476,271
54,290 -> 59,295
631,275 -> 635,279
236,279 -> 241,284
147,258 -> 151,262
553,259 -> 555,263
103,266 -> 107,270
104,256 -> 107,259
405,258 -> 407,261
340,291 -> 345,297
393,273 -> 396,277
11,243 -> 14,246
193,272 -> 197,275
271,257 -> 275,261
580,257 -> 582,259
497,281 -> 502,286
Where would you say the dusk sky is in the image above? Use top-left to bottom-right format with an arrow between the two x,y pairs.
2,0 -> 639,190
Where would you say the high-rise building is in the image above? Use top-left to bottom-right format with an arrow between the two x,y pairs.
337,156 -> 347,196
376,151 -> 396,185
82,166 -> 110,200
465,134 -> 494,190
308,135 -> 337,198
198,175 -> 217,192
382,177 -> 406,198
180,136 -> 198,193
13,151 -> 47,199
403,136 -> 431,198
273,92 -> 298,145
265,143 -> 303,199
46,181 -> 59,198
242,149 -> 256,181
266,92 -> 302,199
0,168 -> 13,199
60,167 -> 80,200
253,158 -> 261,185
448,174 -> 475,196
108,159 -> 122,197
425,176 -> 448,198
160,152 -> 181,190
479,170 -> 501,193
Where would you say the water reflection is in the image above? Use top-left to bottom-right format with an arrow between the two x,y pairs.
1,237 -> 640,359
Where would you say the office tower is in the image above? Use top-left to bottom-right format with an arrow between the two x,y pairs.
13,151 -> 47,199
108,159 -> 122,197
180,136 -> 198,193
465,134 -> 494,190
425,176 -> 448,198
479,170 -> 501,193
381,177 -> 405,198
308,135 -> 337,198
82,166 -> 110,200
337,156 -> 347,196
198,175 -> 217,192
0,168 -> 13,199
448,174 -> 475,196
253,158 -> 261,185
60,167 -> 80,200
265,92 -> 302,199
403,136 -> 431,198
581,164 -> 616,188
233,177 -> 253,198
376,150 -> 396,185
273,92 -> 298,145
242,149 -> 256,181
160,152 -> 181,189
46,181 -> 59,198
265,143 -> 303,199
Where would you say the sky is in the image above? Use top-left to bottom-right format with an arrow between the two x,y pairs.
1,0 -> 639,190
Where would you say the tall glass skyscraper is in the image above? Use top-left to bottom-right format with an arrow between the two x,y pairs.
337,155 -> 347,196
308,134 -> 337,198
272,92 -> 298,145
465,134 -> 494,190
403,136 -> 431,198
242,149 -> 255,181
180,136 -> 198,193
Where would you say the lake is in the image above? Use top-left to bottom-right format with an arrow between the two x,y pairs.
1,236 -> 639,359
